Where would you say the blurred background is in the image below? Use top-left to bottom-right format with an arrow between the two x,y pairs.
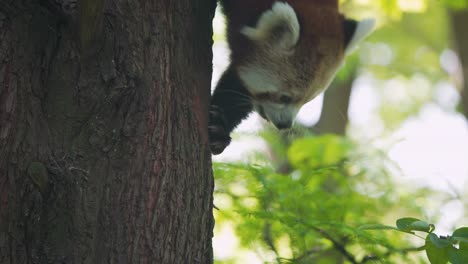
211,0 -> 468,263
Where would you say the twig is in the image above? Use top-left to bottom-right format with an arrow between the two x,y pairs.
360,245 -> 425,263
263,222 -> 281,264
301,223 -> 358,264
287,247 -> 323,262
315,228 -> 357,264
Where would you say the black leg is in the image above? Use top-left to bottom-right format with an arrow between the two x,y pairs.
343,18 -> 358,47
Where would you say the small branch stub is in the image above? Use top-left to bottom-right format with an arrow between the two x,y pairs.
27,161 -> 50,195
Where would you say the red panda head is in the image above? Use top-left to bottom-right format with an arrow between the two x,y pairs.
226,0 -> 375,129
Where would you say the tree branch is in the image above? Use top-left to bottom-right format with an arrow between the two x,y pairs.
315,228 -> 357,264
301,223 -> 358,264
360,245 -> 425,263
450,9 -> 468,121
287,247 -> 324,262
263,222 -> 282,264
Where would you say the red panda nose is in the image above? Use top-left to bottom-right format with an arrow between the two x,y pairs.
274,120 -> 292,130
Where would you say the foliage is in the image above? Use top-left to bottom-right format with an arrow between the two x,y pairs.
362,218 -> 468,264
213,134 -> 467,263
350,0 -> 452,131
212,0 -> 468,263
339,0 -> 468,131
441,0 -> 468,10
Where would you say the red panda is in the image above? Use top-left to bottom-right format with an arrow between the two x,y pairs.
209,0 -> 375,155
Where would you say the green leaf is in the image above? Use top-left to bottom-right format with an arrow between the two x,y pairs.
452,227 -> 468,250
411,221 -> 432,232
453,228 -> 468,241
429,233 -> 452,249
396,218 -> 431,232
358,224 -> 398,231
453,237 -> 468,244
426,234 -> 449,264
288,135 -> 351,169
396,217 -> 420,230
462,241 -> 468,251
448,246 -> 468,264
441,0 -> 468,10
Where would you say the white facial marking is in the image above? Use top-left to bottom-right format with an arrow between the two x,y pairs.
238,65 -> 280,94
258,103 -> 300,128
345,18 -> 376,55
241,2 -> 300,51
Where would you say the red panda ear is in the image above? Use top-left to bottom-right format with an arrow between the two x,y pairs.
343,18 -> 375,55
241,2 -> 300,52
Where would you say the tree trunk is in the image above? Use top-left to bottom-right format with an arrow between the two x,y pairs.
0,0 -> 216,263
312,71 -> 355,136
450,9 -> 468,120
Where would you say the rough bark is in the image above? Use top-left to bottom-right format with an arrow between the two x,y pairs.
450,9 -> 468,120
0,0 -> 216,263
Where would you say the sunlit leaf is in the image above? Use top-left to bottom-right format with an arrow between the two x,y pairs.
441,0 -> 468,10
411,221 -> 432,233
396,218 -> 431,232
288,135 -> 352,169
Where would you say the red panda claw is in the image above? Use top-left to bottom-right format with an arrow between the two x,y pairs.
210,138 -> 231,155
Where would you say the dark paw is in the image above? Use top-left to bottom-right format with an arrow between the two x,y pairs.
209,105 -> 231,155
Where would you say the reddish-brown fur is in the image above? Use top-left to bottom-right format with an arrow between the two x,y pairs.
221,0 -> 345,102
210,0 -> 352,154
222,0 -> 344,67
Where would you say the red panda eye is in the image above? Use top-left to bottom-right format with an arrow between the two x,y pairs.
255,93 -> 270,100
280,95 -> 292,104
